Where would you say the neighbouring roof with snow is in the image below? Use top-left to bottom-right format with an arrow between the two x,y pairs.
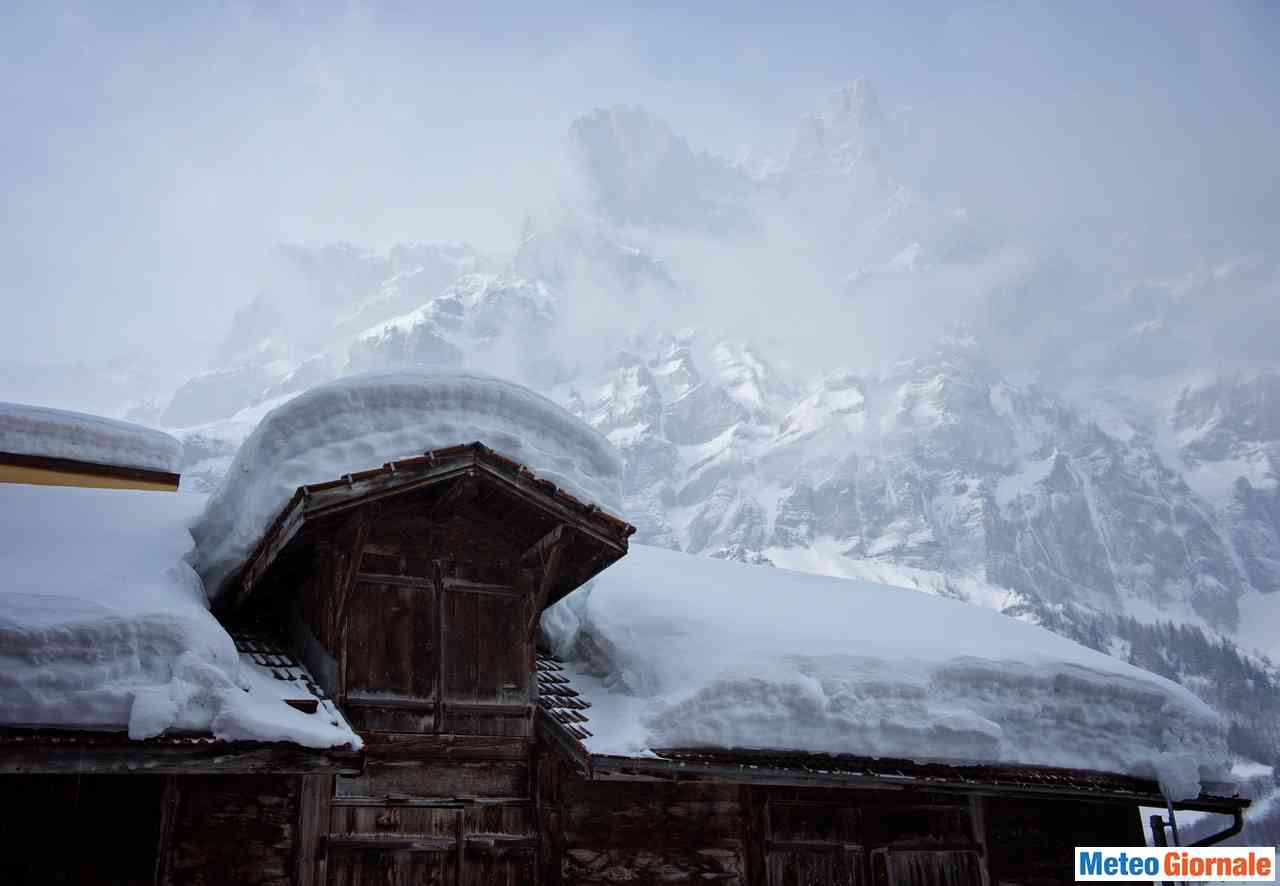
541,544 -> 1232,801
0,483 -> 359,751
0,401 -> 182,474
191,371 -> 625,598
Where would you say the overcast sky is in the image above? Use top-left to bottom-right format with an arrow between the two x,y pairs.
2,1 -> 1277,368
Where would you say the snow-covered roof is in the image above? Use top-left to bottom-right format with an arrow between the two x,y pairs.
0,401 -> 182,473
541,544 -> 1231,801
191,371 -> 624,597
0,483 -> 359,750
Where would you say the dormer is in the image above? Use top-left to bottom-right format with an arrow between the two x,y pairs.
217,442 -> 634,737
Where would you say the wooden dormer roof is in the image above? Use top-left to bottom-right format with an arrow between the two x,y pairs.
217,441 -> 635,616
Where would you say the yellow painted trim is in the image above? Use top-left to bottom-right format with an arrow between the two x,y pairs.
0,463 -> 178,492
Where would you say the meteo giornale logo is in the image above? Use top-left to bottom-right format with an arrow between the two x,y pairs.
1075,846 -> 1276,882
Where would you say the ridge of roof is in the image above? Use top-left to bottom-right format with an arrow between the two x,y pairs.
224,441 -> 635,614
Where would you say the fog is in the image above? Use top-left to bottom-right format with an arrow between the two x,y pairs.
2,2 -> 1278,409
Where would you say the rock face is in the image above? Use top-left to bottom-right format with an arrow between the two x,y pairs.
153,87 -> 1280,768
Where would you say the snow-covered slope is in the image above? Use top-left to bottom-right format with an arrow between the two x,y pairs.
0,484 -> 357,748
542,544 -> 1227,799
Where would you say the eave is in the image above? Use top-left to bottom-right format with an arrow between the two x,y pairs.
219,441 -> 635,616
0,729 -> 364,776
533,712 -> 1248,813
0,450 -> 180,491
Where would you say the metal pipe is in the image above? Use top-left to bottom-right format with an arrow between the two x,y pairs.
1189,807 -> 1244,848
1149,814 -> 1173,886
1165,796 -> 1182,847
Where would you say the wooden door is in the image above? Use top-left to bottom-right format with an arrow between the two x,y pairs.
325,804 -> 536,886
438,567 -> 532,737
870,848 -> 984,886
766,801 -> 867,886
768,847 -> 867,886
342,580 -> 439,733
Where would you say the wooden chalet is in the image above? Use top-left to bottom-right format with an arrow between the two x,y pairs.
0,439 -> 1250,885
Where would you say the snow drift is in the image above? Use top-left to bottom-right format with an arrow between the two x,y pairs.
0,401 -> 182,472
542,545 -> 1231,800
191,371 -> 624,597
0,483 -> 358,749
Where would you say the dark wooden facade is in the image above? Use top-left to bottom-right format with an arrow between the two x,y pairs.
532,751 -> 1159,886
232,444 -> 634,886
0,442 -> 1249,885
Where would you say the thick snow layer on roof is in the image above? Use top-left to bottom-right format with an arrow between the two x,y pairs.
0,484 -> 359,749
191,371 -> 624,597
542,545 -> 1231,800
0,401 -> 182,473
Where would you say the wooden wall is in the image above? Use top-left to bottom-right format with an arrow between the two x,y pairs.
0,773 -> 165,885
0,773 -> 303,886
982,796 -> 1145,886
162,775 -> 301,886
321,735 -> 537,885
535,754 -> 1145,886
283,499 -> 538,740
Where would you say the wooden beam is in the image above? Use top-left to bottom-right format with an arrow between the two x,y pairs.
296,774 -> 335,886
582,754 -> 1248,811
335,502 -> 378,701
523,525 -> 570,639
0,739 -> 364,775
221,488 -> 307,615
154,775 -> 180,886
0,450 -> 181,489
520,524 -> 568,566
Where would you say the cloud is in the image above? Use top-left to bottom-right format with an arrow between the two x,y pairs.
0,1 -> 1276,403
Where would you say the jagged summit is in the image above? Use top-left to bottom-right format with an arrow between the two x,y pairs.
567,105 -> 751,231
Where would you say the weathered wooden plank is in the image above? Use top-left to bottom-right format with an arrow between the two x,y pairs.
767,801 -> 862,844
0,740 -> 363,775
561,779 -> 746,848
295,774 -> 334,886
335,505 -> 377,701
326,848 -> 456,885
563,847 -> 744,884
344,581 -> 437,704
336,759 -> 531,801
331,805 -> 461,838
439,711 -> 531,738
743,786 -> 768,886
768,847 -> 867,886
333,796 -> 533,809
536,749 -> 565,886
871,848 -> 983,886
526,532 -> 567,639
155,775 -> 181,886
464,845 -> 538,885
346,704 -> 436,734
360,732 -> 529,761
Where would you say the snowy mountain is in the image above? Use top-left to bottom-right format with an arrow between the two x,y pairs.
129,86 -> 1280,798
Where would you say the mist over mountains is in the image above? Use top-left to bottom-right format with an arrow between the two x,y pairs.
9,83 -> 1280,790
